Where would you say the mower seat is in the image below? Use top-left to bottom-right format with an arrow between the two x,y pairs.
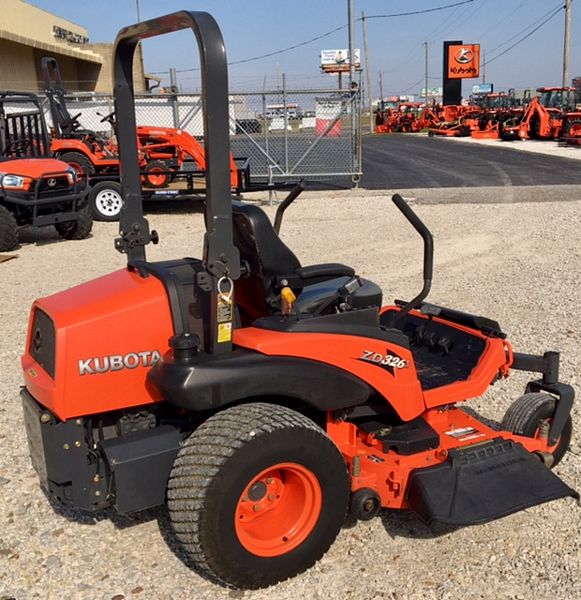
232,201 -> 379,313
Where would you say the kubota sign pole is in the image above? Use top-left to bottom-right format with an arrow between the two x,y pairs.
442,40 -> 462,106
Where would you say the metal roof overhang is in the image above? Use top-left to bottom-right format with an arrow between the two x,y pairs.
0,30 -> 103,64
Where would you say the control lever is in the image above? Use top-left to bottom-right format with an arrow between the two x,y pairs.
274,180 -> 306,234
389,194 -> 434,326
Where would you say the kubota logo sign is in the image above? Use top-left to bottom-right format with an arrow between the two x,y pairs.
447,44 -> 480,79
454,47 -> 474,64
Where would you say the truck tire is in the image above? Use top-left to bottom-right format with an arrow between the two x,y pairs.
55,206 -> 93,240
58,151 -> 96,177
502,392 -> 572,467
88,181 -> 123,221
167,402 -> 349,589
0,205 -> 18,251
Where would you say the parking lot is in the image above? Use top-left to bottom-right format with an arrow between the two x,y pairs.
361,133 -> 581,189
1,162 -> 580,598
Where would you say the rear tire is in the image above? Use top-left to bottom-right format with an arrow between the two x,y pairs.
502,392 -> 572,467
167,403 -> 349,589
58,151 -> 95,177
88,181 -> 123,221
0,205 -> 18,251
55,205 -> 93,240
562,118 -> 581,139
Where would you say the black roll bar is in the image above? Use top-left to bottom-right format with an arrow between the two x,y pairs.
112,11 -> 240,278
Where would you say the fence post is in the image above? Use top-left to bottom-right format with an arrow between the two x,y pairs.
169,67 -> 180,128
283,73 -> 289,175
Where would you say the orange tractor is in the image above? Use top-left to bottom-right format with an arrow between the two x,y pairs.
375,102 -> 435,134
42,57 -> 241,220
501,87 -> 581,141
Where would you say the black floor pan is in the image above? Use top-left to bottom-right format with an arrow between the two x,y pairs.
407,438 -> 578,526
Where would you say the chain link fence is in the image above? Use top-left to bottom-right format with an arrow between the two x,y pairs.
38,85 -> 362,186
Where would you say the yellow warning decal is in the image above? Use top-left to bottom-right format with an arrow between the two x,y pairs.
217,322 -> 232,343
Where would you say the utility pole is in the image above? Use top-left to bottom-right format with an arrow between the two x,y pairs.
348,0 -> 355,89
424,42 -> 429,107
482,49 -> 486,84
563,0 -> 572,88
361,11 -> 373,133
378,70 -> 384,104
135,0 -> 141,21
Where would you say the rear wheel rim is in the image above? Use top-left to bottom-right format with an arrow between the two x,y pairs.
235,462 -> 322,557
95,189 -> 123,217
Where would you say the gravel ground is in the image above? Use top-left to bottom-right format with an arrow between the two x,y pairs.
1,190 -> 580,600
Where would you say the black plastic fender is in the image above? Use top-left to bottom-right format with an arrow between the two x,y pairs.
147,348 -> 371,412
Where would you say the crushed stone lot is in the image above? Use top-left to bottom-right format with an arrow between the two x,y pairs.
1,190 -> 580,600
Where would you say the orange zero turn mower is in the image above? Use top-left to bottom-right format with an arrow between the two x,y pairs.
21,10 -> 577,590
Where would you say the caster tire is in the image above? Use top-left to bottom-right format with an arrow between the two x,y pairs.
502,392 -> 572,467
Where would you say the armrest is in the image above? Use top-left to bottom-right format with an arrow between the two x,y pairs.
296,263 -> 355,280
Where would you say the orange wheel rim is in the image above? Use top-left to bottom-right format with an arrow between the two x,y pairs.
235,462 -> 322,557
146,168 -> 166,186
68,161 -> 84,175
569,124 -> 581,138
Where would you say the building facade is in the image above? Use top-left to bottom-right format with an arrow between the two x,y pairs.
0,0 -> 146,93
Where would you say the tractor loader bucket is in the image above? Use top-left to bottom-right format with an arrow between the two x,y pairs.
406,438 -> 578,527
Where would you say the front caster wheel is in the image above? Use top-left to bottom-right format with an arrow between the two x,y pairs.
502,392 -> 572,467
167,403 -> 349,589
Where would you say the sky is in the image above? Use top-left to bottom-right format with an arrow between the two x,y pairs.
27,0 -> 581,98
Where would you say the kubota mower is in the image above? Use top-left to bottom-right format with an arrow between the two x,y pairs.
21,11 -> 577,590
42,56 -> 241,221
0,91 -> 91,251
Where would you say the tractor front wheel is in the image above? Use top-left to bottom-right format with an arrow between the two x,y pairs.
502,392 -> 572,467
142,160 -> 170,188
167,403 -> 349,589
0,205 -> 18,251
55,205 -> 93,240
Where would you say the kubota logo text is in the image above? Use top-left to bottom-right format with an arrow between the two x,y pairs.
78,350 -> 162,375
454,47 -> 474,64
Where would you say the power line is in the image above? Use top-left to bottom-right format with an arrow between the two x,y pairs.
486,1 -> 565,55
474,0 -> 531,39
483,4 -> 565,67
150,0 -> 475,74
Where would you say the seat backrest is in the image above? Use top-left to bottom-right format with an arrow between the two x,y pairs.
232,201 -> 301,278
